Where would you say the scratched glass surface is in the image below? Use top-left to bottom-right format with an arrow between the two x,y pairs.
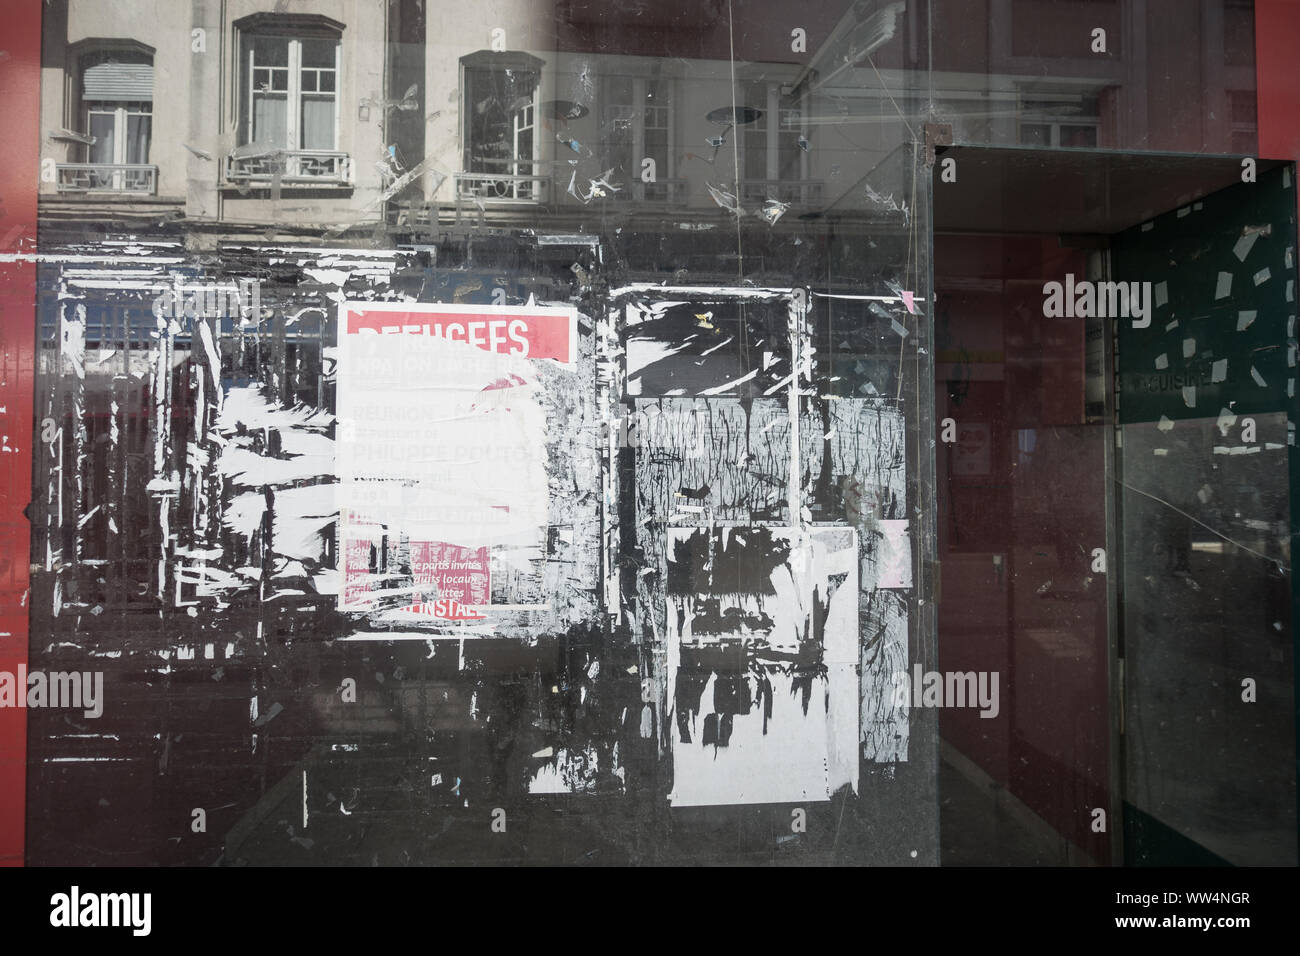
926,0 -> 1259,156
18,0 -> 1295,868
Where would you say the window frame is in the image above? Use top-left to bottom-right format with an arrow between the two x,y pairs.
240,34 -> 341,152
599,72 -> 677,202
458,50 -> 546,202
60,40 -> 156,194
84,100 -> 153,166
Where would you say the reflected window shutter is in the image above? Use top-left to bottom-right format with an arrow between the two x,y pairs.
83,61 -> 153,101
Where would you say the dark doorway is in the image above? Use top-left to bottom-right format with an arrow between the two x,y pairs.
932,147 -> 1298,866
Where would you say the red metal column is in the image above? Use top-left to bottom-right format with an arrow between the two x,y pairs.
0,0 -> 42,867
1256,0 -> 1300,868
1256,0 -> 1300,162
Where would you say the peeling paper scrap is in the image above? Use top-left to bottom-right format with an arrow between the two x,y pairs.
664,527 -> 858,807
871,520 -> 912,589
1215,272 -> 1233,299
1233,232 -> 1259,261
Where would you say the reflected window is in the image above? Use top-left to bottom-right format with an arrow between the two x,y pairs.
63,45 -> 155,193
460,51 -> 545,201
1017,94 -> 1099,148
735,80 -> 809,207
240,33 -> 339,150
600,74 -> 675,201
229,14 -> 347,185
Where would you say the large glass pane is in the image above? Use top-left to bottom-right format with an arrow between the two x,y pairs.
250,34 -> 288,68
301,96 -> 334,150
126,111 -> 151,164
252,92 -> 288,147
1113,163 -> 1297,865
462,60 -> 540,177
927,0 -> 1259,155
22,0 -> 1299,878
934,231 -> 1112,865
87,109 -> 115,164
301,37 -> 336,69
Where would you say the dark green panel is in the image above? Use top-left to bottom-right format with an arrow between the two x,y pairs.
1114,165 -> 1298,426
1122,802 -> 1233,867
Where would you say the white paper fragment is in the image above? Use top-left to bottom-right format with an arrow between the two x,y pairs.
1153,448 -> 1168,456
1157,415 -> 1175,432
1211,359 -> 1228,382
1176,206 -> 1190,218
1182,386 -> 1196,408
1233,232 -> 1259,261
1216,407 -> 1238,435
1251,366 -> 1267,387
1215,272 -> 1233,299
527,747 -> 599,794
760,198 -> 789,225
1254,267 -> 1271,286
1237,310 -> 1256,331
1141,221 -> 1154,232
1154,281 -> 1169,308
1155,353 -> 1169,370
1183,338 -> 1195,358
874,520 -> 912,589
665,527 -> 859,807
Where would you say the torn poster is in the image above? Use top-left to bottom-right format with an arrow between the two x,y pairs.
335,302 -> 577,620
666,526 -> 859,806
623,294 -> 793,397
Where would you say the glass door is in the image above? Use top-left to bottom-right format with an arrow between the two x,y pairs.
1112,162 -> 1298,866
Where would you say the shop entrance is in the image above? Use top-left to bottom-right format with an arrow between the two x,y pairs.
932,147 -> 1298,865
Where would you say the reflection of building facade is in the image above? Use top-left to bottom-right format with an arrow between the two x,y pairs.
8,0 -> 1297,868
38,1 -> 1261,228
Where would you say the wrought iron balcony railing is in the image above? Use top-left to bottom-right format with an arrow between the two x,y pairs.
225,150 -> 352,186
454,171 -> 548,203
55,164 -> 158,195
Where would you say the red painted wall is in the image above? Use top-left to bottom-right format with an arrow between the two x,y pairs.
0,0 -> 40,866
1256,0 -> 1300,162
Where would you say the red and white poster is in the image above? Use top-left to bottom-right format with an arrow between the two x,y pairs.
335,302 -> 577,617
410,540 -> 490,605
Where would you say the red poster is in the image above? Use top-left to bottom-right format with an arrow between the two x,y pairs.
411,541 -> 490,605
342,533 -> 373,609
336,301 -> 575,617
345,304 -> 575,362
